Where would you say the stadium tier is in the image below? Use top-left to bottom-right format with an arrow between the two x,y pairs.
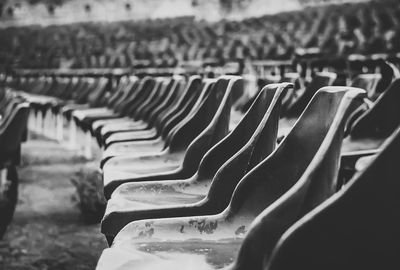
0,0 -> 399,269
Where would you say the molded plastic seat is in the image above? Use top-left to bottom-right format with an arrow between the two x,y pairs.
102,76 -> 243,199
99,77 -> 202,146
91,77 -> 158,137
72,76 -> 140,132
278,72 -> 337,137
0,102 -> 30,239
95,86 -> 365,270
99,78 -> 213,166
267,126 -> 400,270
341,78 -> 400,181
101,83 -> 292,241
102,77 -> 187,146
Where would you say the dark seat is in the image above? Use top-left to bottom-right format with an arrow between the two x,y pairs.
0,101 -> 30,239
267,126 -> 400,270
341,78 -> 400,183
102,76 -> 243,199
101,83 -> 292,242
99,77 -> 206,161
95,86 -> 365,270
101,77 -> 186,147
278,72 -> 337,137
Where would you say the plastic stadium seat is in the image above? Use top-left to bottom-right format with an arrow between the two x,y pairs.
101,83 -> 292,242
0,100 -> 30,239
267,126 -> 400,270
278,71 -> 337,137
99,78 -> 213,166
102,76 -> 243,199
341,78 -> 400,182
95,86 -> 365,270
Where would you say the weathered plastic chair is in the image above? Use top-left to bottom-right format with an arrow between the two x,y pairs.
267,127 -> 400,270
0,102 -> 30,239
97,76 -> 201,148
91,77 -> 157,137
71,76 -> 139,131
102,77 -> 186,146
102,76 -> 243,199
99,76 -> 202,145
99,78 -> 213,165
101,83 -> 292,242
95,86 -> 365,270
278,72 -> 337,137
350,73 -> 381,98
341,78 -> 400,183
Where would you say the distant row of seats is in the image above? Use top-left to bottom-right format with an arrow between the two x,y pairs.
1,0 -> 399,69
2,61 -> 400,269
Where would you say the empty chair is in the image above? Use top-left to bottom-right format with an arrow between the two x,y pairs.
0,101 -> 30,239
267,126 -> 400,270
95,86 -> 365,270
341,78 -> 400,182
102,77 -> 186,146
102,76 -> 243,199
97,76 -> 202,145
278,72 -> 337,137
101,83 -> 292,242
99,78 -> 210,164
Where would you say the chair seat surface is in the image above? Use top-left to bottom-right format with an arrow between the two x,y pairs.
97,239 -> 241,270
105,128 -> 158,145
107,180 -> 210,214
341,136 -> 384,154
102,139 -> 165,161
101,121 -> 149,136
92,117 -> 133,131
103,153 -> 183,186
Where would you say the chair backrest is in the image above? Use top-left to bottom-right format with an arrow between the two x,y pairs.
284,72 -> 337,118
133,78 -> 172,121
349,78 -> 400,139
350,73 -> 381,99
196,83 -> 290,182
110,77 -> 139,111
160,79 -> 212,142
156,76 -> 203,132
171,76 -> 244,177
88,77 -> 109,107
199,83 -> 292,211
0,103 -> 30,166
267,126 -> 400,270
123,77 -> 157,116
229,86 -> 365,270
147,77 -> 185,129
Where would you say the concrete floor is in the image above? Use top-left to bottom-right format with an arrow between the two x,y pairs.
0,134 -> 107,270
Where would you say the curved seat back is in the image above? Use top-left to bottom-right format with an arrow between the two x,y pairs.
229,86 -> 365,270
123,77 -> 157,116
349,78 -> 400,139
0,103 -> 30,166
284,72 -> 337,118
200,83 -> 292,211
350,73 -> 381,99
156,76 -> 203,134
133,78 -> 172,122
171,76 -> 243,177
267,127 -> 400,270
160,78 -> 210,141
86,77 -> 108,107
147,77 -> 185,129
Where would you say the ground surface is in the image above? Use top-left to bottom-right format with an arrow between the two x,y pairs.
0,134 -> 107,270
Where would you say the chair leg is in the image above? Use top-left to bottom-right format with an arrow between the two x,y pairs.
56,113 -> 64,142
68,119 -> 77,150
